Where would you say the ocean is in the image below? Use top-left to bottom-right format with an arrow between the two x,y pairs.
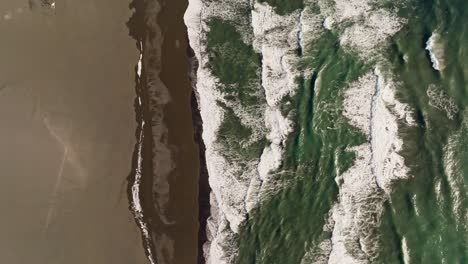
185,0 -> 467,262
235,0 -> 468,263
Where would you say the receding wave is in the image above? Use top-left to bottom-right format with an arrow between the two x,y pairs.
128,43 -> 157,264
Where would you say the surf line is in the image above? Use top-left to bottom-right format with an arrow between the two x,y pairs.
129,41 -> 157,264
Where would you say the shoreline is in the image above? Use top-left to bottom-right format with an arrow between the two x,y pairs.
128,0 -> 201,263
127,29 -> 159,264
187,43 -> 211,264
127,0 -> 166,263
157,0 -> 199,262
0,0 -> 151,262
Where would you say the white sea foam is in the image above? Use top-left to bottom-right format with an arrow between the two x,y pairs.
299,2 -> 326,54
317,0 -> 404,56
185,0 -> 254,262
321,2 -> 414,259
323,17 -> 333,30
343,69 -> 414,190
371,67 -> 413,190
137,43 -> 143,77
185,0 -> 413,262
301,212 -> 334,264
286,3 -> 411,260
402,237 -> 411,264
328,144 -> 382,264
343,73 -> 375,136
426,33 -> 444,71
246,1 -> 302,210
301,239 -> 332,264
412,194 -> 422,217
131,119 -> 157,264
130,42 -> 157,263
251,2 -> 301,105
427,84 -> 458,119
185,0 -> 304,262
130,6 -> 178,263
139,1 -> 175,228
298,10 -> 305,48
434,179 -> 444,209
333,0 -> 371,20
339,10 -> 402,54
328,67 -> 414,262
443,112 -> 467,230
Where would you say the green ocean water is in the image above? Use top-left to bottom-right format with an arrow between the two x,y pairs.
232,0 -> 468,263
237,31 -> 369,263
386,0 -> 468,262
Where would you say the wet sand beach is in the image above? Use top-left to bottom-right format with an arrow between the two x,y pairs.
0,0 -> 148,263
127,0 -> 200,262
158,0 -> 200,262
1,0 -> 201,263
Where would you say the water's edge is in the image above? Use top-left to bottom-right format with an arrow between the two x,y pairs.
187,43 -> 211,264
126,0 -> 161,263
127,0 -> 207,262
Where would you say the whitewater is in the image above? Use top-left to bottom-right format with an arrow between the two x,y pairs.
184,0 -> 468,262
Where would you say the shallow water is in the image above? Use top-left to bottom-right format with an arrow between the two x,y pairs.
127,0 -> 199,263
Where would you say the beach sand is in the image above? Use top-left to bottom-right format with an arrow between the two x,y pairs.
0,0 -> 148,263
